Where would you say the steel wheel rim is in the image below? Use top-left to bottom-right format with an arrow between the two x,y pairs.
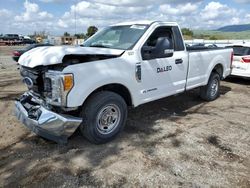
96,104 -> 121,135
211,79 -> 219,97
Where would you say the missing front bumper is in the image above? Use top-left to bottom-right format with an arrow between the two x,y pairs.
14,94 -> 82,144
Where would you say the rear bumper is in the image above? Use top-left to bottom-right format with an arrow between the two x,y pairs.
231,68 -> 250,78
14,93 -> 82,144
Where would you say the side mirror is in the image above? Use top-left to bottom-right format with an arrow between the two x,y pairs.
142,37 -> 174,60
154,37 -> 174,58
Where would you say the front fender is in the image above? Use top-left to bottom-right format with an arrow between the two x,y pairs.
67,79 -> 134,108
62,57 -> 138,108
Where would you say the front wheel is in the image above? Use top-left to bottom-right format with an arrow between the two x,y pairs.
200,72 -> 220,101
80,91 -> 127,144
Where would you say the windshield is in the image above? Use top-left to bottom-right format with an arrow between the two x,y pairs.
83,25 -> 149,50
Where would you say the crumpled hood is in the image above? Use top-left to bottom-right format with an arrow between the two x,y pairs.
18,46 -> 124,68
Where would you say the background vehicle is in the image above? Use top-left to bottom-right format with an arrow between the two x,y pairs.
189,43 -> 218,48
22,38 -> 36,44
227,43 -> 250,78
15,21 -> 233,144
0,34 -> 22,45
2,34 -> 20,41
12,43 -> 53,62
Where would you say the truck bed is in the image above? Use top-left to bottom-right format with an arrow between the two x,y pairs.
186,46 -> 225,52
186,47 -> 232,90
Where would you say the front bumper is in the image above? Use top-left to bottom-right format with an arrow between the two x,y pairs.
14,94 -> 82,144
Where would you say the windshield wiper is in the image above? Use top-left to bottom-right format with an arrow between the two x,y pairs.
89,44 -> 110,48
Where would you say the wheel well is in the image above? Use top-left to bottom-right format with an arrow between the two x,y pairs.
86,84 -> 133,106
212,64 -> 223,79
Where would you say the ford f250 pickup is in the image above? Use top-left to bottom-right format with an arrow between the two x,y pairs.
15,21 -> 233,144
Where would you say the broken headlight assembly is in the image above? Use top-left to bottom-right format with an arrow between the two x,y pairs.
44,71 -> 74,106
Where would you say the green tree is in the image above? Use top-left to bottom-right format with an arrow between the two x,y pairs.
86,26 -> 98,38
64,32 -> 70,37
30,30 -> 48,39
181,28 -> 194,37
74,33 -> 86,39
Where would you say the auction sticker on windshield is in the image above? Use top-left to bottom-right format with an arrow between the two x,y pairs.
130,25 -> 147,30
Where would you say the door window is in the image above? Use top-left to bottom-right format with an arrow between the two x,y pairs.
145,27 -> 173,48
141,27 -> 174,60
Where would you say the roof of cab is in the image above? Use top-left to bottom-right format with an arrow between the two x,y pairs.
113,20 -> 178,26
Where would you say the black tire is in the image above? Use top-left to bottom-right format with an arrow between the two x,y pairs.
200,72 -> 220,101
80,91 -> 127,144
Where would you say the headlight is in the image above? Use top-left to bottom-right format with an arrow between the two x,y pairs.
45,71 -> 74,106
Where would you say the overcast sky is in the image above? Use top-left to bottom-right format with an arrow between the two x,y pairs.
0,0 -> 250,35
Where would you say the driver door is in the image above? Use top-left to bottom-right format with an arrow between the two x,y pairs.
140,26 -> 188,102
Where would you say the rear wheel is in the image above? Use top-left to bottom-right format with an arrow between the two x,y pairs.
80,91 -> 127,144
200,72 -> 220,101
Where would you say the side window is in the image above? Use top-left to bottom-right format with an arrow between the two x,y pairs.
144,27 -> 174,49
141,26 -> 174,60
172,26 -> 185,51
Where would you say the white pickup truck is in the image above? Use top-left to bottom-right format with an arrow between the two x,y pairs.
15,21 -> 233,144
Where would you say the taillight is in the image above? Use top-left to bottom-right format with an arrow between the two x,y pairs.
241,57 -> 250,63
230,52 -> 234,68
13,51 -> 21,56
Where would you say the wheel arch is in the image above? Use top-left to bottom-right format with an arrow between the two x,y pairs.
82,83 -> 133,107
212,63 -> 224,79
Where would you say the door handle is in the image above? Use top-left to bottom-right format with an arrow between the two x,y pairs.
175,59 -> 183,64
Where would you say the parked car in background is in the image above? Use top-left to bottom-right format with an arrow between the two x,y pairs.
190,43 -> 218,48
2,34 -> 20,41
22,38 -> 36,44
227,43 -> 250,78
0,34 -> 23,45
12,43 -> 54,62
204,44 -> 218,48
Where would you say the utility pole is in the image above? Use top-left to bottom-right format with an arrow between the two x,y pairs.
74,4 -> 77,36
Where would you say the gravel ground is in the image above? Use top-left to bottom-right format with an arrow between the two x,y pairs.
0,46 -> 249,188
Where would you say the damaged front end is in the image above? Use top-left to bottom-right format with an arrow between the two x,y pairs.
15,45 -> 125,143
15,93 -> 82,144
15,66 -> 82,144
20,66 -> 74,107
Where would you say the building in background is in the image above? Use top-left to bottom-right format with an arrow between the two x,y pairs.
47,36 -> 62,45
61,36 -> 76,45
47,35 -> 80,45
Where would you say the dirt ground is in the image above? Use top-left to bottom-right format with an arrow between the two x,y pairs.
0,46 -> 249,188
